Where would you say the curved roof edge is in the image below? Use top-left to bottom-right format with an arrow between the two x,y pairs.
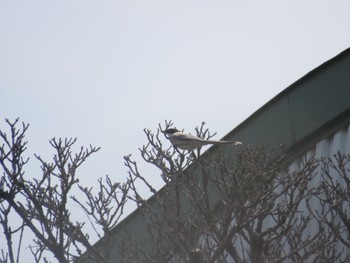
221,47 -> 350,154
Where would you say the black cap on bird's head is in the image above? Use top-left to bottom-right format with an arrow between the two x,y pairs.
163,128 -> 180,134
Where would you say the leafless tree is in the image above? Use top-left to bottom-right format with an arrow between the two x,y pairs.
308,152 -> 350,262
0,119 -> 130,263
121,121 -> 349,263
1,119 -> 350,263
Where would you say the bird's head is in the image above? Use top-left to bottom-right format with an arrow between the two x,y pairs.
163,128 -> 180,135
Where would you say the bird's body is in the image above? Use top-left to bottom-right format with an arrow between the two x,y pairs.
163,128 -> 242,151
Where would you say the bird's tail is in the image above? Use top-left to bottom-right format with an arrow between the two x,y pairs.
206,140 -> 242,145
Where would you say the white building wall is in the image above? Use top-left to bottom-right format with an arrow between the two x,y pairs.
291,123 -> 350,262
196,124 -> 350,262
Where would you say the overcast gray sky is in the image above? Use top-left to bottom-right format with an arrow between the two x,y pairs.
1,0 -> 350,259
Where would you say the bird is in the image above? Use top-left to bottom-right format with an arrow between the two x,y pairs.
163,128 -> 242,151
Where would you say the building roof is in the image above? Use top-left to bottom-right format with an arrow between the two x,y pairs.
221,47 -> 350,153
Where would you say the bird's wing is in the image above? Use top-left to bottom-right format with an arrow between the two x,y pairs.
173,132 -> 203,142
169,132 -> 207,149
